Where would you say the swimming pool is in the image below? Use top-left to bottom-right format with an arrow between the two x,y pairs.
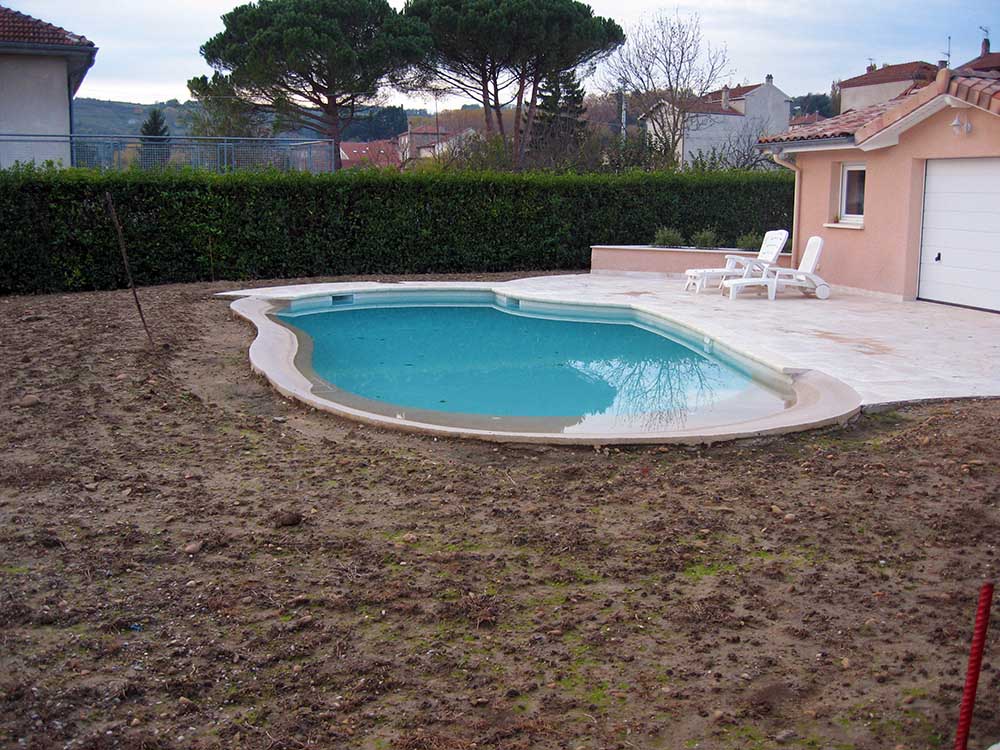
229,286 -> 860,443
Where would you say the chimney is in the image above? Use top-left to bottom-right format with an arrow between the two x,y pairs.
984,37 -> 991,56
765,73 -> 773,85
866,62 -> 877,73
721,85 -> 730,109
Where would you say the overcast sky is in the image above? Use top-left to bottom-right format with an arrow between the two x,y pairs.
12,0 -> 998,108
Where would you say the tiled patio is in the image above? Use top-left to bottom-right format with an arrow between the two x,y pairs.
222,272 -> 1000,406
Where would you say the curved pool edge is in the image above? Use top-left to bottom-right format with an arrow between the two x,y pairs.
227,291 -> 863,445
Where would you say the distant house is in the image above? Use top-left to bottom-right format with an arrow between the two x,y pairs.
837,61 -> 940,111
638,75 -> 790,165
0,4 -> 97,168
397,125 -> 476,162
340,139 -> 401,170
958,36 -> 1000,73
790,112 -> 828,129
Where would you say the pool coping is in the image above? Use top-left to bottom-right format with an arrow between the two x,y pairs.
221,283 -> 863,445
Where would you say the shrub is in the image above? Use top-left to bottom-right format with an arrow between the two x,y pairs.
735,231 -> 764,250
652,226 -> 685,247
0,164 -> 794,294
690,228 -> 720,248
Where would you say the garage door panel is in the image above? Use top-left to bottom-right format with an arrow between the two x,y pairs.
926,158 -> 1000,191
920,247 -> 1000,273
920,263 -> 1000,287
921,226 -> 1000,254
921,192 -> 1000,214
919,158 -> 1000,312
917,280 -> 1000,311
922,209 -> 1000,234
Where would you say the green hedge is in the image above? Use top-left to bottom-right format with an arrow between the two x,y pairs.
0,166 -> 793,294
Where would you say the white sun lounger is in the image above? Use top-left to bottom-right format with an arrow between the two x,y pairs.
722,235 -> 831,300
684,229 -> 788,293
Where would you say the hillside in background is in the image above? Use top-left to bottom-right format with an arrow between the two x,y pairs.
73,99 -> 427,141
73,99 -> 197,136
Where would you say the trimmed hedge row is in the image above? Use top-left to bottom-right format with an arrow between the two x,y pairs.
0,167 -> 794,294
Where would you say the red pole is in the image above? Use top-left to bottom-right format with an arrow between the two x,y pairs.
954,581 -> 994,750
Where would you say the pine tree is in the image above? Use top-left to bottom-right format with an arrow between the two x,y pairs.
140,109 -> 170,139
532,70 -> 587,148
138,108 -> 171,168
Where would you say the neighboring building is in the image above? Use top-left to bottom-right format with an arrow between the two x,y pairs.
638,75 -> 790,165
757,67 -> 1000,311
958,36 -> 1000,73
790,112 -> 827,128
0,4 -> 97,167
397,124 -> 476,162
340,139 -> 401,169
837,61 -> 939,111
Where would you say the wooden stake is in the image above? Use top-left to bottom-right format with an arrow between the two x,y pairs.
104,191 -> 154,347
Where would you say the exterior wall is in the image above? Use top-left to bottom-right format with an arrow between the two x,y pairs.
841,80 -> 916,111
0,54 -> 71,168
681,113 -> 747,162
792,106 -> 1000,298
591,246 -> 791,276
681,83 -> 790,164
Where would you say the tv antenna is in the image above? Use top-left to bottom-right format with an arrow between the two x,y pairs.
942,35 -> 951,66
980,25 -> 991,37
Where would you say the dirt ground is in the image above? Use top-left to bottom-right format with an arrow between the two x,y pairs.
2,273 -> 999,750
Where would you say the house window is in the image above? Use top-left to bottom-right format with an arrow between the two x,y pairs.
839,164 -> 866,223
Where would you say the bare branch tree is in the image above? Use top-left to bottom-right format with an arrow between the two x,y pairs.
602,10 -> 730,161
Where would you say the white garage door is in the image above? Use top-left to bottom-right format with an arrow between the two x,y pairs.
919,158 -> 1000,312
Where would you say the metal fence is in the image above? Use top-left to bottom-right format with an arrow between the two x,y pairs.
0,133 -> 339,173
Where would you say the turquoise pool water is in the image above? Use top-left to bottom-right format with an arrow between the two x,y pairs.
276,294 -> 792,434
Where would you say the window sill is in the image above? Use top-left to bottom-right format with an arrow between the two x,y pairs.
823,221 -> 864,230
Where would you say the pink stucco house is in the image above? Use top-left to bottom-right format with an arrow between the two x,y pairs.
757,59 -> 1000,312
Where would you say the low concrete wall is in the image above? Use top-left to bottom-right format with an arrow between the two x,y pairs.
590,245 -> 792,276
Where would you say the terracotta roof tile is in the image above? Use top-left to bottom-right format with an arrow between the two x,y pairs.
839,61 -> 937,89
761,69 -> 1000,146
702,83 -> 762,102
0,4 -> 94,47
759,100 -> 897,143
959,52 -> 1000,73
789,112 -> 827,127
341,139 -> 401,168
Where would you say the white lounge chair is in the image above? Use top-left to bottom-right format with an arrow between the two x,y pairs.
684,229 -> 788,293
722,236 -> 831,300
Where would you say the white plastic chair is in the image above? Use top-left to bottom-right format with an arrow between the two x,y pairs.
723,236 -> 831,300
684,230 -> 788,293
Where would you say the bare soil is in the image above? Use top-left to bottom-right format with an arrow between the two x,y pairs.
2,274 -> 999,750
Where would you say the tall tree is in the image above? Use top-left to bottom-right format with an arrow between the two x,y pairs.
185,72 -> 272,137
138,108 -> 171,168
603,10 -> 729,162
198,0 -> 432,170
532,70 -> 587,146
403,0 -> 622,165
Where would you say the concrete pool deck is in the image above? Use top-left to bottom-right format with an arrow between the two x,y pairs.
220,272 -> 1000,409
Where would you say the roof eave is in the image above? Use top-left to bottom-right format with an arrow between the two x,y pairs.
756,136 -> 855,153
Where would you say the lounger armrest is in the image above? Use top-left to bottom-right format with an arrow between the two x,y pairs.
723,255 -> 753,267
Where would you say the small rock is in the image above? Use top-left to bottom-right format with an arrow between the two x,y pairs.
178,697 -> 193,705
272,416 -> 287,423
774,729 -> 797,744
183,541 -> 204,555
782,513 -> 796,523
83,482 -> 99,491
18,394 -> 42,408
770,504 -> 783,515
399,532 -> 418,544
130,718 -> 141,727
273,510 -> 303,528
